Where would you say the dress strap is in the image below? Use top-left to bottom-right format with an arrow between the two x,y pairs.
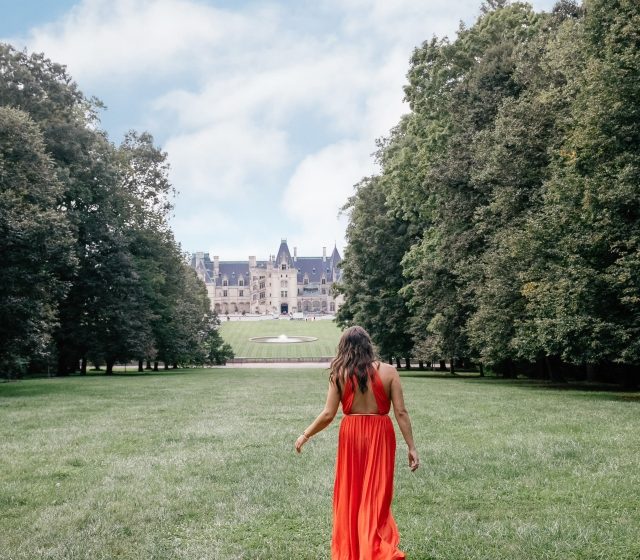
371,366 -> 391,415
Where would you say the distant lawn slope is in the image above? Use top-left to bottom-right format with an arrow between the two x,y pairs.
219,319 -> 342,359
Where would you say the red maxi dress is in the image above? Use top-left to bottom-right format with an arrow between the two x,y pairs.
331,367 -> 405,560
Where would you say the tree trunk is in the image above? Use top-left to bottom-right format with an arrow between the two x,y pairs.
405,357 -> 411,370
395,357 -> 401,369
106,360 -> 114,375
621,365 -> 638,390
545,356 -> 566,383
450,356 -> 455,376
387,356 -> 393,365
172,363 -> 178,369
586,363 -> 598,382
439,359 -> 447,371
418,361 -> 424,370
80,357 -> 87,375
479,362 -> 484,377
153,361 -> 159,372
138,359 -> 144,372
57,354 -> 72,376
164,362 -> 169,370
536,357 -> 548,380
146,360 -> 152,370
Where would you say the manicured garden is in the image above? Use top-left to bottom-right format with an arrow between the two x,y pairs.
219,319 -> 342,359
1,369 -> 638,559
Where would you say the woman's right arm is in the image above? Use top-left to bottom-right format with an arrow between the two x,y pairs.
390,369 -> 419,471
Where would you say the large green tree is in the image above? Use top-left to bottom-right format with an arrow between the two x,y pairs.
336,175 -> 415,365
0,43 -> 232,376
0,106 -> 75,375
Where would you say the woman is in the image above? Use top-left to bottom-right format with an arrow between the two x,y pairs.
295,326 -> 419,559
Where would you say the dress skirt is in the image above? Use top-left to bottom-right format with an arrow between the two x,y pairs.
331,414 -> 405,560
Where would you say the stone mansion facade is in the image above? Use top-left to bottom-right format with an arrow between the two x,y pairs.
191,239 -> 344,315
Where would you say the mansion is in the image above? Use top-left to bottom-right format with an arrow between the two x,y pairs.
191,239 -> 344,315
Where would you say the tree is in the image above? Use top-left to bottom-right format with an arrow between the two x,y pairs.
336,175 -> 415,365
513,0 -> 640,385
0,107 -> 75,376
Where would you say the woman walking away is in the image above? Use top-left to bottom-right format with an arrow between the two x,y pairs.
295,326 -> 419,559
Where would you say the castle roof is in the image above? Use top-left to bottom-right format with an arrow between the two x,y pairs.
275,239 -> 294,267
191,242 -> 342,285
295,257 -> 332,283
215,262 -> 250,287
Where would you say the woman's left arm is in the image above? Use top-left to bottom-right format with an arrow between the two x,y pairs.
295,381 -> 340,453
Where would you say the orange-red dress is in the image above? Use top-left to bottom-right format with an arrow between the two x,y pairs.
331,368 -> 405,560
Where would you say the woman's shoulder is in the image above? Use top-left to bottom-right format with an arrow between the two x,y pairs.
375,361 -> 399,380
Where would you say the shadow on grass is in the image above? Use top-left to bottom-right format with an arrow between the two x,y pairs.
461,376 -> 640,402
0,368 -> 210,398
397,370 -> 640,402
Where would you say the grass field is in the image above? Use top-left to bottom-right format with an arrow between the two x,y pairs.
219,319 -> 342,358
1,370 -> 639,559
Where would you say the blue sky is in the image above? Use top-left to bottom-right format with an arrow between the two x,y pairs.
2,0 -> 557,260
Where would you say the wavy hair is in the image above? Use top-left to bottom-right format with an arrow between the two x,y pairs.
330,326 -> 376,395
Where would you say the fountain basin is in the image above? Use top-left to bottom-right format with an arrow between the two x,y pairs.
250,334 -> 318,344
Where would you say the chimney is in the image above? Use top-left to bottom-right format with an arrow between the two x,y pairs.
293,247 -> 297,261
196,251 -> 204,261
323,246 -> 327,262
213,255 -> 219,275
249,255 -> 256,268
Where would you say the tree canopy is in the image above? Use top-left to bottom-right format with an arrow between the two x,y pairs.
0,43 -> 233,377
336,0 -> 639,387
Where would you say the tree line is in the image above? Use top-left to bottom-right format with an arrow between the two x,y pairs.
336,0 -> 639,387
0,44 -> 233,378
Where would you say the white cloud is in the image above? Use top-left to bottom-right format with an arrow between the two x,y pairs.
163,119 -> 288,198
8,0 -> 561,259
283,140 -> 378,251
20,0 -> 262,84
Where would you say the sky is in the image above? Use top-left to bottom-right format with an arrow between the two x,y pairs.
2,0 -> 557,260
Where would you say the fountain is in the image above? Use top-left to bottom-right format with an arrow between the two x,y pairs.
250,334 -> 317,344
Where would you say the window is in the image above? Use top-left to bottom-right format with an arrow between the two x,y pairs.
223,290 -> 228,297
239,290 -> 244,297
239,279 -> 244,286
259,281 -> 265,289
260,291 -> 265,299
303,277 -> 309,285
281,264 -> 286,270
281,291 -> 288,297
222,279 -> 228,286
321,278 -> 326,285
330,302 -> 335,312
321,288 -> 326,295
281,280 -> 288,288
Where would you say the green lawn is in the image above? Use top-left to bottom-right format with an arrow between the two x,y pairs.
219,319 -> 342,359
1,370 -> 638,559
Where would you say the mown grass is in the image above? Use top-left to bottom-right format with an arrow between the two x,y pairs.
219,319 -> 342,358
1,370 -> 638,559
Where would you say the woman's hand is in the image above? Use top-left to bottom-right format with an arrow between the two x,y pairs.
408,448 -> 419,471
295,433 -> 309,453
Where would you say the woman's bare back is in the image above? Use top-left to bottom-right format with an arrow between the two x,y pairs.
348,361 -> 394,414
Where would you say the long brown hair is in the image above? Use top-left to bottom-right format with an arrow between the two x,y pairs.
330,326 -> 376,395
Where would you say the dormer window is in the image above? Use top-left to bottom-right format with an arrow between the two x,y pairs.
281,263 -> 286,270
239,279 -> 244,286
321,278 -> 326,285
222,279 -> 228,286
